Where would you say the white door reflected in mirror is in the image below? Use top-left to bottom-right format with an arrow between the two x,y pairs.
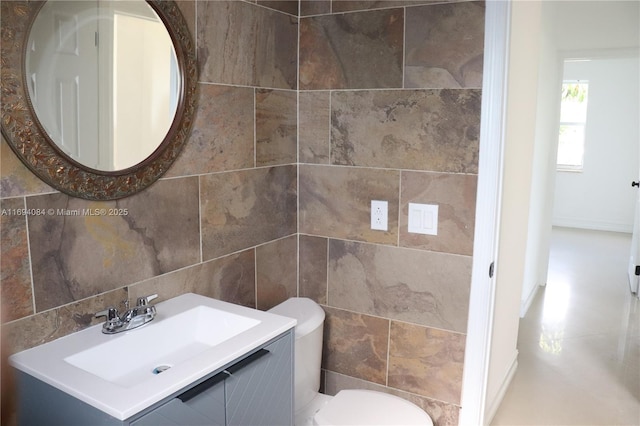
26,0 -> 179,172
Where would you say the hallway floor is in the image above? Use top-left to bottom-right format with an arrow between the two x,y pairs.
491,227 -> 640,425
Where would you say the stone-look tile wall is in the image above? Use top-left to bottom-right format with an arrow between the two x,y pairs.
0,1 -> 299,356
298,1 -> 484,424
1,1 -> 484,425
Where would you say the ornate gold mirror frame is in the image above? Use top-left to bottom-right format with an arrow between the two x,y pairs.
0,1 -> 198,200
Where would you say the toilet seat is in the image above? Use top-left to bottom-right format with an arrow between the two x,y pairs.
313,390 -> 433,426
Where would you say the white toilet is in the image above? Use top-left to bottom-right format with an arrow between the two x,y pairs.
269,298 -> 433,426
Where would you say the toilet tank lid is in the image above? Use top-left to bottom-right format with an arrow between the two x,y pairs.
268,298 -> 325,338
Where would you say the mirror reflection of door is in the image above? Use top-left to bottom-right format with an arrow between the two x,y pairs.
26,0 -> 178,172
27,1 -> 100,168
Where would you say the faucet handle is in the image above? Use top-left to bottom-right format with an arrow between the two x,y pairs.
95,307 -> 119,321
136,294 -> 158,307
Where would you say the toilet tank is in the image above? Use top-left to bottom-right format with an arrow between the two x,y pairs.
268,298 -> 325,411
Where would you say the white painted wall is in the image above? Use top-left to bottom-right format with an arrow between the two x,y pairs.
552,57 -> 640,233
485,2 -> 542,421
520,3 -> 563,317
551,1 -> 640,51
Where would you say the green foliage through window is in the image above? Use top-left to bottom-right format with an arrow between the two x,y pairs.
557,81 -> 589,171
561,83 -> 588,103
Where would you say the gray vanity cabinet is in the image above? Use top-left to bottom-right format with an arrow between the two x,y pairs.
15,330 -> 293,426
132,331 -> 293,426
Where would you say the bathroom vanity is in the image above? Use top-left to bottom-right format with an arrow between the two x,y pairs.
10,294 -> 296,426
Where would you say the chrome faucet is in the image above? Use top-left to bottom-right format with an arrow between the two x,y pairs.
95,294 -> 158,334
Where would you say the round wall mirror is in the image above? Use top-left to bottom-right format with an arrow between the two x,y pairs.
0,0 -> 197,200
26,0 -> 180,172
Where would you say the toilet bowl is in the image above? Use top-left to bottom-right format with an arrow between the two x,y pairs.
269,298 -> 433,426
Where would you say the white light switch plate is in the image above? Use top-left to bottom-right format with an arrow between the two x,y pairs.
408,203 -> 438,235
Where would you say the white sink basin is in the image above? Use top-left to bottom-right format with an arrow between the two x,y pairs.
10,293 -> 296,420
64,305 -> 260,388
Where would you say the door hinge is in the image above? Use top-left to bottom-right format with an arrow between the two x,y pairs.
635,265 -> 640,276
489,262 -> 495,278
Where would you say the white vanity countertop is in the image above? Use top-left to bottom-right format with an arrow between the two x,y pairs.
9,293 -> 296,420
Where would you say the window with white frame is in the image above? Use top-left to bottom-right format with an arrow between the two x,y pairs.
557,81 -> 589,171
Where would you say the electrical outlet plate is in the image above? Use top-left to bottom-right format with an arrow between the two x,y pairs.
371,200 -> 388,231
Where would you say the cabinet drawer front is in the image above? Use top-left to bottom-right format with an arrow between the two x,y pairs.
225,333 -> 293,426
131,398 -> 223,426
132,374 -> 226,426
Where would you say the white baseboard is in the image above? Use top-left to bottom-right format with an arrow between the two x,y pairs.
520,283 -> 542,318
486,351 -> 519,425
552,217 -> 633,234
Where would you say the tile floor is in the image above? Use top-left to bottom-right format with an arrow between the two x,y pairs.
491,227 -> 640,425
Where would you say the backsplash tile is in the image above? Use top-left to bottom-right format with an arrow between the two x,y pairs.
256,89 -> 298,167
197,0 -> 298,89
299,91 -> 330,164
300,0 -> 331,17
256,235 -> 298,310
200,166 -> 297,260
257,0 -> 299,16
26,178 -> 200,312
0,197 -> 33,322
400,171 -> 477,256
299,164 -> 399,245
167,84 -> 255,176
332,0 -> 442,13
322,306 -> 389,385
328,240 -> 471,333
299,235 -> 328,304
299,9 -> 404,90
3,288 -> 128,353
405,2 -> 485,89
0,138 -> 53,198
331,89 -> 481,173
388,321 -> 466,405
129,250 -> 257,309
